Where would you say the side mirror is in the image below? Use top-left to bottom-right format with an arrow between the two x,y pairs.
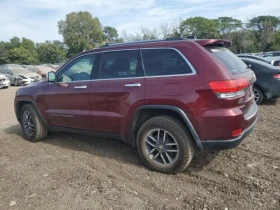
10,72 -> 13,75
48,71 -> 56,82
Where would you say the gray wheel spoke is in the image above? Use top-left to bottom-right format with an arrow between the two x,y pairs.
152,151 -> 160,160
163,131 -> 167,143
145,138 -> 156,147
148,135 -> 158,143
165,149 -> 178,153
165,143 -> 177,146
157,129 -> 160,142
160,153 -> 167,165
165,152 -> 173,164
148,148 -> 157,155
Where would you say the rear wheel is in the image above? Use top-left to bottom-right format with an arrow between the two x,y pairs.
253,86 -> 264,104
137,116 -> 195,174
20,104 -> 48,142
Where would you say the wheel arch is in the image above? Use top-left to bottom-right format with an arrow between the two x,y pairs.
15,99 -> 47,126
129,105 -> 203,150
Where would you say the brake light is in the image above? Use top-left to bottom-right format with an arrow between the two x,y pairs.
274,73 -> 280,79
208,78 -> 249,99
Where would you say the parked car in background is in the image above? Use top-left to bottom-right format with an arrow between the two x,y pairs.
241,58 -> 280,104
271,59 -> 280,67
0,74 -> 10,88
237,55 -> 271,64
0,65 -> 36,86
262,51 -> 280,58
14,38 -> 257,173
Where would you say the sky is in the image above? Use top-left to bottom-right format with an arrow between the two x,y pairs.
0,0 -> 280,43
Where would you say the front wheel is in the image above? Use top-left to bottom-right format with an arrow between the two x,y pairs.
20,104 -> 48,142
137,116 -> 195,174
14,79 -> 20,86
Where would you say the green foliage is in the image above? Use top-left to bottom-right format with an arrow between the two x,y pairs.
180,17 -> 220,38
58,11 -> 103,57
103,26 -> 124,44
8,47 -> 38,64
36,41 -> 66,64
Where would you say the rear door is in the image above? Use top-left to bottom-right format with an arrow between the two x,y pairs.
88,49 -> 145,135
43,53 -> 100,130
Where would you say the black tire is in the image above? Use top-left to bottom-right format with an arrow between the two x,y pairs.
20,104 -> 48,142
137,116 -> 195,174
253,86 -> 264,104
14,79 -> 19,86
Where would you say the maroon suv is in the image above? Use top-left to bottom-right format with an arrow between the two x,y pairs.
14,38 -> 257,173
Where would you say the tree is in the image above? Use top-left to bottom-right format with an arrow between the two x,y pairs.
216,17 -> 242,37
9,37 -> 21,49
0,42 -> 10,64
58,11 -> 103,57
36,41 -> 66,64
180,17 -> 219,38
8,47 -> 38,64
22,37 -> 36,53
247,16 -> 280,51
103,26 -> 124,44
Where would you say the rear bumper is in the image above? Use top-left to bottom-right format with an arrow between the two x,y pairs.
201,117 -> 257,151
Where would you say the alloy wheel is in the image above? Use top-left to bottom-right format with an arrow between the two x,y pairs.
145,129 -> 179,166
23,111 -> 34,136
253,88 -> 260,103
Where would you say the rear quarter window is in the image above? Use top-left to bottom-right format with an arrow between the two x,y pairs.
141,49 -> 194,76
206,46 -> 248,74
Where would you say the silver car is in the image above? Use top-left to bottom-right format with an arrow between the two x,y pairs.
0,68 -> 32,86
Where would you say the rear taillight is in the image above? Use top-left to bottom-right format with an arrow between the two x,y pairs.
208,78 -> 249,99
274,73 -> 280,79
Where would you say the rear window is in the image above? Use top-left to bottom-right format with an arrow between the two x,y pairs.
206,46 -> 248,74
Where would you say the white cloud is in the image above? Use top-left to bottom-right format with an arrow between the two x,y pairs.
0,0 -> 279,42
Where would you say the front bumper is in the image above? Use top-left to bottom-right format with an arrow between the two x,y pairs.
0,79 -> 10,87
19,79 -> 32,86
201,117 -> 257,151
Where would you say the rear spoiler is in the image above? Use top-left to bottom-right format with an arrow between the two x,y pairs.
195,39 -> 231,48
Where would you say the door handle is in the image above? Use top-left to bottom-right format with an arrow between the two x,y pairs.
74,85 -> 87,89
125,83 -> 141,87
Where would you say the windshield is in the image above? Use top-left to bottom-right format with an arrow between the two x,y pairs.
206,46 -> 248,74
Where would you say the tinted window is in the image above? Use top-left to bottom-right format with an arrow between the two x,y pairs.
6,69 -> 13,75
274,60 -> 280,67
0,69 -> 6,74
141,49 -> 193,76
99,50 -> 143,79
57,54 -> 98,82
206,46 -> 248,74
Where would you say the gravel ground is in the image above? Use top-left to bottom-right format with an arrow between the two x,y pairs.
0,86 -> 279,210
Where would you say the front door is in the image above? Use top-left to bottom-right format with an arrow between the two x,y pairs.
89,49 -> 146,136
43,53 -> 100,130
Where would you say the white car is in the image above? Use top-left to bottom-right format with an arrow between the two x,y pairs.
0,74 -> 10,88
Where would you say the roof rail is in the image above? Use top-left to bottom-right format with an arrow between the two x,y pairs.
100,37 -> 190,48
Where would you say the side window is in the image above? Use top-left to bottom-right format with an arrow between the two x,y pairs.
6,70 -> 13,75
99,50 -> 143,79
141,49 -> 193,76
57,54 -> 97,82
0,69 -> 5,74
